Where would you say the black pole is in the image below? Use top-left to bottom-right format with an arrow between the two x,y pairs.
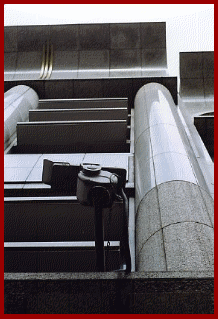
120,188 -> 131,272
94,200 -> 105,272
91,186 -> 107,272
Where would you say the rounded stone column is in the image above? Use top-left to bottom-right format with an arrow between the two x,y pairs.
4,85 -> 39,149
134,83 -> 214,272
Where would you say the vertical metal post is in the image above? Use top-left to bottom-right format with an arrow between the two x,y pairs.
120,188 -> 131,272
90,185 -> 111,272
94,201 -> 105,272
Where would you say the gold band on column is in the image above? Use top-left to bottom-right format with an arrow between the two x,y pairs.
39,44 -> 46,79
45,44 -> 53,80
41,40 -> 50,80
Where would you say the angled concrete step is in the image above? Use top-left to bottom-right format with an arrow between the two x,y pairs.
38,98 -> 128,109
29,107 -> 128,122
4,198 -> 123,242
16,120 -> 128,153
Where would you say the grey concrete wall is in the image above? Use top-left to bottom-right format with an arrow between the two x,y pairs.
4,273 -> 214,313
177,96 -> 214,198
4,23 -> 167,81
134,83 -> 214,272
179,51 -> 214,134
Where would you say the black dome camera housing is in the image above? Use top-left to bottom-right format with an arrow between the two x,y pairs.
77,163 -> 119,208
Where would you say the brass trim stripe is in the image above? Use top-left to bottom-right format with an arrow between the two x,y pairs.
39,44 -> 46,79
46,44 -> 53,79
41,40 -> 50,80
